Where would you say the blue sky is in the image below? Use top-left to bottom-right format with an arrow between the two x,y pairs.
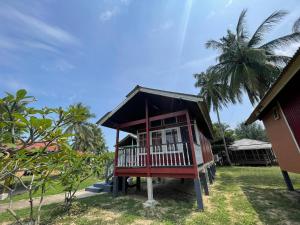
1,0 -> 300,149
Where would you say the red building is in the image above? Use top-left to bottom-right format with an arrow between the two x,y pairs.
246,48 -> 300,190
98,86 -> 215,209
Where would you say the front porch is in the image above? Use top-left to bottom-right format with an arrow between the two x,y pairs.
114,110 -> 205,179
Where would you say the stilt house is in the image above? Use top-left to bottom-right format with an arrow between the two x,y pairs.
97,86 -> 215,209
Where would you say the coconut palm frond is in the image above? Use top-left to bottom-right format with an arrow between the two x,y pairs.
260,32 -> 300,51
205,40 -> 224,50
293,16 -> 300,33
248,10 -> 288,47
236,9 -> 248,40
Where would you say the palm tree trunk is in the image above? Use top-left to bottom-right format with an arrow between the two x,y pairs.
216,108 -> 232,166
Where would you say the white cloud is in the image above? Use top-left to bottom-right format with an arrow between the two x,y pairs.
41,59 -> 75,72
0,5 -> 79,46
225,0 -> 233,8
99,8 -> 119,22
22,40 -> 60,53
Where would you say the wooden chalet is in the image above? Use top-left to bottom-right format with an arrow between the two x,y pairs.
229,139 -> 276,166
246,48 -> 300,191
98,86 -> 215,209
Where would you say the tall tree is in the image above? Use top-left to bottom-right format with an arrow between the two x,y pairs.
65,103 -> 95,151
73,123 -> 107,154
65,103 -> 106,153
194,71 -> 236,165
206,9 -> 300,104
235,122 -> 268,141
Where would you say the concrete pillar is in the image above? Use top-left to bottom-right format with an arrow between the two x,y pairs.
200,172 -> 209,196
112,176 -> 118,197
122,176 -> 127,195
281,170 -> 295,191
207,167 -> 213,184
143,177 -> 158,207
194,178 -> 204,210
136,177 -> 141,192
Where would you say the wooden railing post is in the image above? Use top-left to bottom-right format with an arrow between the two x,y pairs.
145,99 -> 151,176
114,127 -> 120,175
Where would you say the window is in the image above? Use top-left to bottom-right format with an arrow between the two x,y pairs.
166,129 -> 179,151
151,131 -> 163,152
151,120 -> 162,128
164,117 -> 176,125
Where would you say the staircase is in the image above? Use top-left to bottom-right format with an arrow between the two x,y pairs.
85,181 -> 113,193
85,160 -> 114,193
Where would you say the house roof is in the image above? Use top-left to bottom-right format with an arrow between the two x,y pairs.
97,85 -> 214,139
229,139 -> 272,151
118,134 -> 137,147
246,48 -> 300,125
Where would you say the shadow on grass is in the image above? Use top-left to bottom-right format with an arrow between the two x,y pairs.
33,178 -> 198,224
241,186 -> 300,224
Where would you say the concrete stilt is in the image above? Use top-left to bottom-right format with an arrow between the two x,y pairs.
207,168 -> 213,184
143,177 -> 158,208
136,177 -> 141,192
112,176 -> 118,197
122,176 -> 127,194
200,172 -> 209,196
194,178 -> 204,210
281,170 -> 295,191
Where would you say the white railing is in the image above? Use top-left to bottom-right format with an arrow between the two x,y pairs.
117,146 -> 146,167
117,142 -> 193,168
150,143 -> 192,167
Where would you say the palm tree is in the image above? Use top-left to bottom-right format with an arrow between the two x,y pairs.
65,103 -> 95,151
194,71 -> 237,165
206,9 -> 300,104
74,123 -> 107,154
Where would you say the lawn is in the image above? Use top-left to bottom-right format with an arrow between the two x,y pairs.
0,166 -> 299,225
0,175 -> 99,204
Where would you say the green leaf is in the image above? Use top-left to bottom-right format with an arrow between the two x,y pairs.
16,89 -> 27,100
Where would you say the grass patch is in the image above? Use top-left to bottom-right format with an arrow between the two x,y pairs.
0,176 -> 99,203
0,166 -> 299,225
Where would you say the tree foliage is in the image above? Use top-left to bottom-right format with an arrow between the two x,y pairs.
235,122 -> 268,141
0,90 -> 106,224
64,103 -> 107,153
206,9 -> 300,105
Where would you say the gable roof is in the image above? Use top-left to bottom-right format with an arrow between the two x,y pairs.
229,138 -> 272,151
246,48 -> 300,124
97,85 -> 214,139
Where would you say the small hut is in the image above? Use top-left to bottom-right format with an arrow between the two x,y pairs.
229,139 -> 276,166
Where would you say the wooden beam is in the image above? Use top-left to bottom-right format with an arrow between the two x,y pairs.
145,99 -> 151,176
119,118 -> 146,129
114,128 -> 120,175
186,111 -> 199,177
149,110 -> 186,122
118,110 -> 187,129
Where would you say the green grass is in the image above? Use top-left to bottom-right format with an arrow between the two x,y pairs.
0,166 -> 300,225
1,176 -> 99,203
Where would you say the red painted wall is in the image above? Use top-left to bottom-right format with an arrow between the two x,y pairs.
199,131 -> 214,163
279,73 -> 300,147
